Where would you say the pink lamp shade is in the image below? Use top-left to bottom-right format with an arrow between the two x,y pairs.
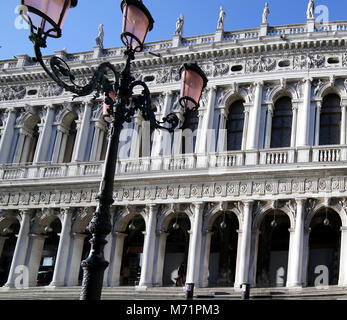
21,0 -> 77,38
179,63 -> 208,111
120,0 -> 154,52
103,91 -> 116,123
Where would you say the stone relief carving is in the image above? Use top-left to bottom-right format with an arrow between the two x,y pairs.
38,83 -> 64,97
1,176 -> 347,210
0,86 -> 26,101
246,57 -> 276,73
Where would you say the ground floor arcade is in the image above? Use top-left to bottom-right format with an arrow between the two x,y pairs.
0,198 -> 346,290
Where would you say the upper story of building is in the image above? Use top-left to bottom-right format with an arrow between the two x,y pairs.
0,3 -> 347,209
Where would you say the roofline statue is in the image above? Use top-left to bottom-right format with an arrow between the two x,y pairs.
307,0 -> 315,20
217,6 -> 226,30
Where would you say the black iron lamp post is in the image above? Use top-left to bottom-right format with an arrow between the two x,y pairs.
19,0 -> 207,300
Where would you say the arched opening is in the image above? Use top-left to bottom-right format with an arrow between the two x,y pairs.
182,109 -> 199,154
256,209 -> 290,287
226,100 -> 245,151
162,213 -> 190,286
270,97 -> 293,148
0,221 -> 20,286
37,218 -> 61,286
209,212 -> 239,286
319,94 -> 341,146
307,208 -> 341,287
120,214 -> 145,286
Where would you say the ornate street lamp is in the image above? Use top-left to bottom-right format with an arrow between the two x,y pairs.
19,0 -> 207,300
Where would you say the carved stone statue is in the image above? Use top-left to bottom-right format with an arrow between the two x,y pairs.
217,6 -> 226,30
175,14 -> 184,36
95,24 -> 104,48
306,0 -> 315,19
262,2 -> 270,24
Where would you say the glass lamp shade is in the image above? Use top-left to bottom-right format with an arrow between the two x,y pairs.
21,0 -> 77,38
179,63 -> 208,111
103,91 -> 116,123
120,0 -> 154,52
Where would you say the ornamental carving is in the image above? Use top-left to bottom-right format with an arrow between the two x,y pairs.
38,83 -> 64,97
245,57 -> 276,73
0,86 -> 26,101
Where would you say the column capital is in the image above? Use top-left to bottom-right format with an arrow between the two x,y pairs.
242,200 -> 254,206
255,81 -> 264,88
113,231 -> 128,239
72,232 -> 88,240
192,202 -> 204,209
18,209 -> 34,219
295,198 -> 306,206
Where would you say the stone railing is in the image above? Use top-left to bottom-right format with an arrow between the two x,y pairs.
2,20 -> 347,71
312,145 -> 347,162
1,145 -> 347,181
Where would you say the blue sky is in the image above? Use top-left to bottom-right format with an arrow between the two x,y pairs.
0,1 -> 347,60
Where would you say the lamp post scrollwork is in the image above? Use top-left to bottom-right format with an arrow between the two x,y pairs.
19,0 -> 208,300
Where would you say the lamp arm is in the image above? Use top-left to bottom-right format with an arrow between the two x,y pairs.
33,43 -> 120,99
129,80 -> 179,132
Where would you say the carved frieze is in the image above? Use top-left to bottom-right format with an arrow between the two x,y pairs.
0,86 -> 26,101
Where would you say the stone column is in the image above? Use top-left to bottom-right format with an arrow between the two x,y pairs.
200,231 -> 213,287
153,231 -> 168,287
286,199 -> 305,288
264,104 -> 274,149
186,202 -> 204,285
314,101 -> 322,146
237,201 -> 253,286
340,104 -> 347,145
246,82 -> 263,165
65,233 -> 87,286
72,100 -> 92,162
338,227 -> 347,286
216,109 -> 227,153
26,234 -> 46,287
234,229 -> 243,289
0,108 -> 17,164
33,105 -> 55,163
103,232 -> 113,286
12,128 -> 29,164
297,78 -> 311,162
197,86 -> 217,154
5,209 -> 32,288
241,107 -> 250,151
51,126 -> 65,163
291,103 -> 299,148
95,123 -> 107,160
49,208 -> 73,287
129,115 -> 142,158
108,232 -> 127,287
247,82 -> 263,150
138,205 -> 157,288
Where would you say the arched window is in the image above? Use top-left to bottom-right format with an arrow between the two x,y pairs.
319,94 -> 341,146
226,100 -> 245,151
270,97 -> 293,148
182,109 -> 199,154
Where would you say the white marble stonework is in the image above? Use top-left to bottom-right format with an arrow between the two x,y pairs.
1,8 -> 347,290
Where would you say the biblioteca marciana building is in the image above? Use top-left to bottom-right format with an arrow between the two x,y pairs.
1,1 -> 347,292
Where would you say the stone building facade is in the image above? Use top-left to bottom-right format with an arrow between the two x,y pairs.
0,6 -> 347,291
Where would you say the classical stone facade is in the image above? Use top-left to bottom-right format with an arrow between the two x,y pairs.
1,6 -> 347,291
